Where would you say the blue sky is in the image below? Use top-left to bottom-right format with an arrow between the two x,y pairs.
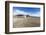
13,7 -> 40,17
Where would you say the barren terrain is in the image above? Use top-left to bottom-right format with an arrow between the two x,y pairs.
13,16 -> 40,28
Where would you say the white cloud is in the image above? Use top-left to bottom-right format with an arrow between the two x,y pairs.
13,9 -> 40,17
13,9 -> 28,15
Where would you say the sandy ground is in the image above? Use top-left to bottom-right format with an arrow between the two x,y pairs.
13,16 -> 40,28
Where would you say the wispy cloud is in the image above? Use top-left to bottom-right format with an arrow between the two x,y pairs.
13,9 -> 28,15
13,9 -> 40,17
